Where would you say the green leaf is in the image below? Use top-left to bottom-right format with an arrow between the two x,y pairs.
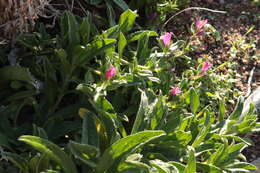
96,130 -> 165,173
118,32 -> 127,58
213,134 -> 251,146
19,136 -> 77,173
236,117 -> 257,133
208,139 -> 228,165
205,24 -> 221,41
229,96 -> 244,120
163,112 -> 181,133
128,31 -> 158,42
81,111 -> 99,147
217,143 -> 247,167
3,152 -> 29,173
88,97 -> 119,144
55,49 -> 70,77
74,38 -> 116,66
5,90 -> 37,102
0,66 -> 35,84
79,17 -> 91,44
29,154 -> 50,173
106,1 -> 116,26
42,170 -> 59,173
112,0 -> 129,11
184,146 -> 196,173
225,162 -> 257,171
168,161 -> 185,172
61,11 -> 80,46
192,112 -> 211,148
69,141 -> 99,168
197,163 -> 222,173
218,100 -> 226,121
33,124 -> 48,139
155,131 -> 192,148
190,88 -> 200,114
179,115 -> 193,131
150,159 -> 178,173
102,25 -> 120,38
131,90 -> 149,134
0,133 -> 10,149
118,154 -> 150,172
150,96 -> 168,130
119,9 -> 138,33
136,33 -> 151,64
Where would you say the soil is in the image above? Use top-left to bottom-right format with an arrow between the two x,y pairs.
165,0 -> 259,162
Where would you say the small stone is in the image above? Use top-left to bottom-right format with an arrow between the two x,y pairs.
251,157 -> 260,173
242,87 -> 260,117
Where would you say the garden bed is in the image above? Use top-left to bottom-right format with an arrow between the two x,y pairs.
0,0 -> 259,172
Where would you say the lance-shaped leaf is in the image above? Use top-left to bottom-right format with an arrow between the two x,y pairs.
0,66 -> 35,86
19,136 -> 77,173
96,130 -> 165,173
192,111 -> 211,148
150,159 -> 179,173
197,163 -> 222,173
119,9 -> 138,33
190,88 -> 200,114
69,141 -> 100,168
184,146 -> 196,173
112,0 -> 129,11
3,152 -> 29,173
118,32 -> 127,58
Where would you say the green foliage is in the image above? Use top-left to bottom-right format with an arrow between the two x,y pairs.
0,6 -> 258,173
19,135 -> 77,173
85,0 -> 129,26
14,91 -> 259,172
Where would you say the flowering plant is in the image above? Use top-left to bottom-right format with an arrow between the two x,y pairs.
1,9 -> 258,173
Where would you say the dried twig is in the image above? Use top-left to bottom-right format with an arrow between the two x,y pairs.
163,7 -> 227,28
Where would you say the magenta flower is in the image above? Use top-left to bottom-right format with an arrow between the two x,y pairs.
105,66 -> 116,80
195,19 -> 208,31
201,61 -> 212,74
170,87 -> 181,96
160,32 -> 173,47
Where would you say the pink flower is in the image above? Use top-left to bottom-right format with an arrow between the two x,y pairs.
160,32 -> 173,47
105,66 -> 116,80
201,61 -> 212,74
195,19 -> 208,31
170,87 -> 181,96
